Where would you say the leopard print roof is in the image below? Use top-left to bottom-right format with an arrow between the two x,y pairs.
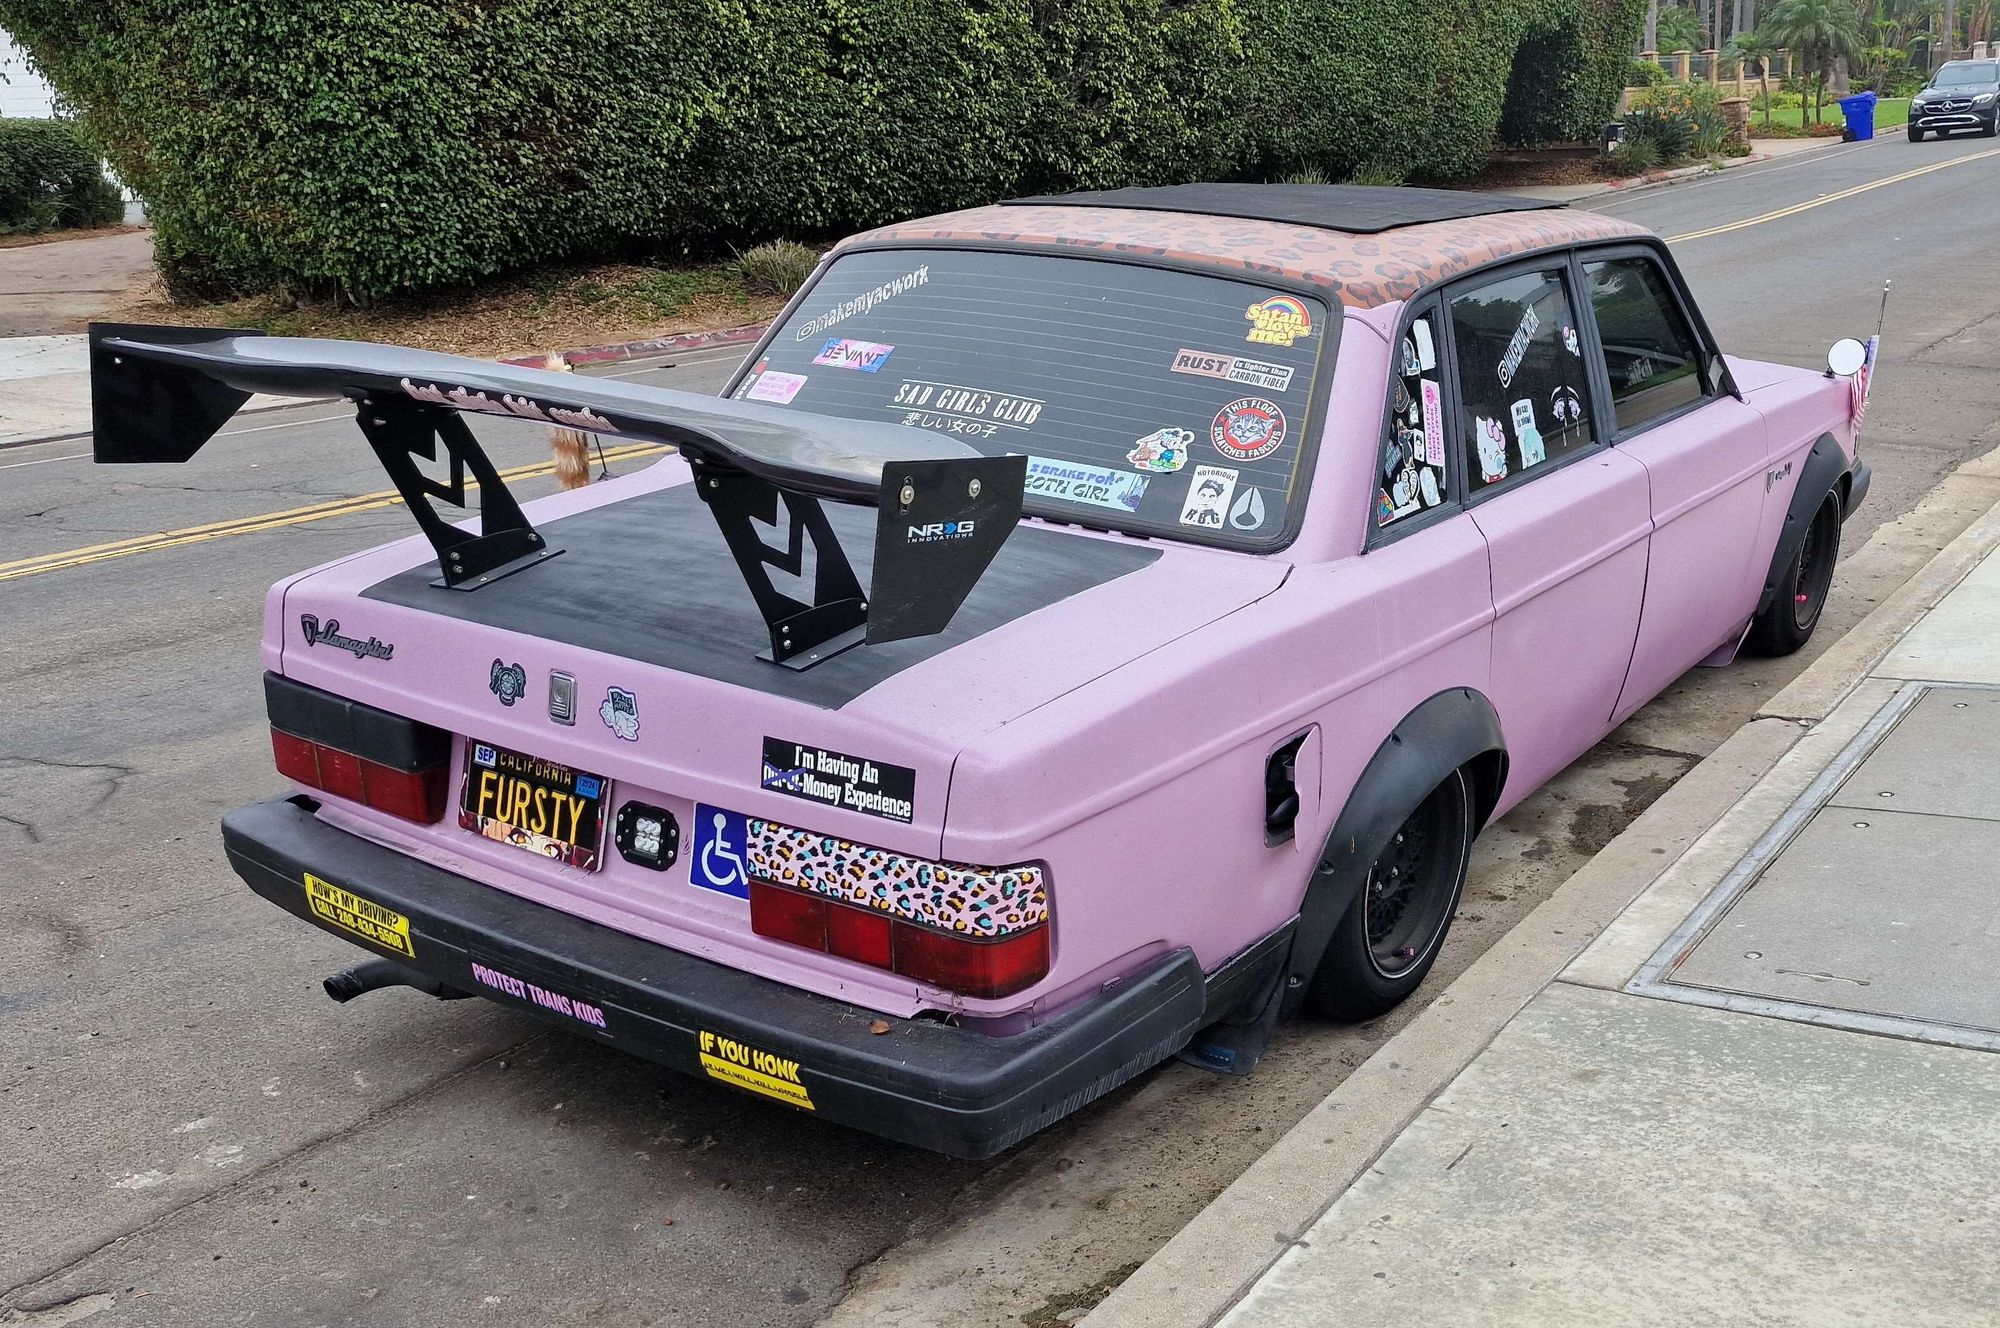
843,204 -> 1653,309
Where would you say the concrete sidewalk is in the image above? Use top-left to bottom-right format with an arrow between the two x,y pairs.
1087,484 -> 2000,1327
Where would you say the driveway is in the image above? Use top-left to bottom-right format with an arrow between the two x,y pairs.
0,227 -> 154,336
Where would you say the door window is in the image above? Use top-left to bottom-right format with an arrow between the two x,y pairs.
1375,305 -> 1453,528
1583,255 -> 1710,432
1447,268 -> 1597,494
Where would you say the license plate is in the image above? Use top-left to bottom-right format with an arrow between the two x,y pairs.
459,740 -> 608,869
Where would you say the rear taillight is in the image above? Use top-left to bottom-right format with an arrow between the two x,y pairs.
270,727 -> 448,824
749,879 -> 1050,999
265,672 -> 450,824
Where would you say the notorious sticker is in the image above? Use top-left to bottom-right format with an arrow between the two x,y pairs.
1245,296 -> 1314,347
1210,398 -> 1287,462
1179,464 -> 1239,529
761,738 -> 916,824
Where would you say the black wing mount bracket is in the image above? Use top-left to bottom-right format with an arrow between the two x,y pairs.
691,452 -> 1026,670
354,395 -> 562,590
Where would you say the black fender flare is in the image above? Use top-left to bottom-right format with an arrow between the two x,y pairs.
1279,687 -> 1507,1017
1756,434 -> 1850,618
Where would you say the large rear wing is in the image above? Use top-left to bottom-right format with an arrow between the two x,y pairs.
90,324 -> 1025,669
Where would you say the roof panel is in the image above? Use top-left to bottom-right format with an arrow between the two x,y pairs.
1001,183 -> 1562,234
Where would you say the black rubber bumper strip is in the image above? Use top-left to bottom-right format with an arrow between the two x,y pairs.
1845,461 -> 1873,521
221,796 -> 1207,1159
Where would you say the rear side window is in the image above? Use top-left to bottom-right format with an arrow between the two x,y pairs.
1376,305 -> 1453,528
1448,268 -> 1596,493
737,248 -> 1332,546
1584,256 -> 1708,433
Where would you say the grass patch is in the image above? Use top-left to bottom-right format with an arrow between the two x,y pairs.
1749,96 -> 1910,132
102,257 -> 790,360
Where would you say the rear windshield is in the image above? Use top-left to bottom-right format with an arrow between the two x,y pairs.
731,247 -> 1334,547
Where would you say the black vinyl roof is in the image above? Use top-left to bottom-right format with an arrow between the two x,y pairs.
1001,183 -> 1563,235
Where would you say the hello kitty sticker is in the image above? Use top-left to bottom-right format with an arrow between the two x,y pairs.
1475,416 -> 1509,484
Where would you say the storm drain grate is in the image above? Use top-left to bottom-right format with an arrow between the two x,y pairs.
1628,681 -> 2000,1053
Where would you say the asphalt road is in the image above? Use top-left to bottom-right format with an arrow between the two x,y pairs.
6,132 -> 2000,1328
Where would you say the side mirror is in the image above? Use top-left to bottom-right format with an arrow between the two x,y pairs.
1828,338 -> 1867,377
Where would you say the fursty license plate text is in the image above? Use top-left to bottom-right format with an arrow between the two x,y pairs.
459,740 -> 607,868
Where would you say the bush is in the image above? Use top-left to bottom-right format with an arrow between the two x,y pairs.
1613,137 -> 1661,174
0,0 -> 1644,300
1276,166 -> 1333,185
1628,58 -> 1671,87
734,240 -> 819,297
1624,80 -> 1728,162
0,117 -> 122,236
1344,163 -> 1408,187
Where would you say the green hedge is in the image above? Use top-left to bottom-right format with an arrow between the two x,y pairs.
0,117 -> 123,235
0,0 -> 1641,300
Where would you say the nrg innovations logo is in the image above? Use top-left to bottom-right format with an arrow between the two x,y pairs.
907,520 -> 976,543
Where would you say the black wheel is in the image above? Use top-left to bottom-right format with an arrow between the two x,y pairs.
1909,124 -> 1924,142
1303,768 -> 1473,1022
1985,116 -> 1998,137
1745,491 -> 1842,657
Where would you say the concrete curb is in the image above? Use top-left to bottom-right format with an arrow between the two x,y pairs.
1079,455 -> 2000,1328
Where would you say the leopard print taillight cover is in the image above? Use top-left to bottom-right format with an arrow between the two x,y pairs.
745,819 -> 1048,938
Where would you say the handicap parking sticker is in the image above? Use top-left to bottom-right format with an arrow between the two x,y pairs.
689,804 -> 752,899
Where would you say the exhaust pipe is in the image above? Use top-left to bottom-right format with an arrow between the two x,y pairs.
323,958 -> 470,1003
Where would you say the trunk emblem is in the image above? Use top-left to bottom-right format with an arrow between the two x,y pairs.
548,671 -> 576,724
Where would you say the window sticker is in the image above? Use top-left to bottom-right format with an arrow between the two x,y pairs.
1420,380 -> 1446,467
1420,470 -> 1441,506
1179,464 -> 1239,528
732,359 -> 768,399
1510,399 -> 1545,468
1377,489 -> 1396,525
1025,456 -> 1151,513
1414,320 -> 1437,371
1229,487 -> 1267,530
1393,378 -> 1411,416
1245,296 -> 1314,347
1562,325 -> 1580,357
811,338 -> 894,373
1399,336 -> 1421,378
1210,398 -> 1287,462
1169,348 -> 1295,393
1474,416 -> 1510,484
888,380 -> 1043,435
1550,384 -> 1585,428
792,263 -> 928,342
748,371 -> 808,404
1127,427 -> 1193,473
1497,305 -> 1540,390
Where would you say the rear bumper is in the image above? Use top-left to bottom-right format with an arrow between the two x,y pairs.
222,796 -> 1210,1158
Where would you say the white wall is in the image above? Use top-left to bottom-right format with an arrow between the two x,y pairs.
1,29 -> 57,118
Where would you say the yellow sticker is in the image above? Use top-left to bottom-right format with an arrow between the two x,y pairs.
697,1029 -> 815,1111
303,873 -> 415,958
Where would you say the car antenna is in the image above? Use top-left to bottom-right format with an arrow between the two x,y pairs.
1876,278 -> 1892,339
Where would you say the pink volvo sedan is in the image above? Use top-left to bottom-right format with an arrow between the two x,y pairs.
89,185 -> 1870,1157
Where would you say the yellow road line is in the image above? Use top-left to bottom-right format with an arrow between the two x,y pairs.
0,442 -> 670,583
1667,145 -> 2000,242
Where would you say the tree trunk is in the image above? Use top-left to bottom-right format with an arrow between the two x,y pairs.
1644,0 -> 1659,52
1946,0 -> 1958,60
1760,63 -> 1771,124
1730,0 -> 1745,47
1698,0 -> 1713,47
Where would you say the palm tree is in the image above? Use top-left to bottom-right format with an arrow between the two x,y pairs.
1726,29 -> 1780,123
1766,0 -> 1866,122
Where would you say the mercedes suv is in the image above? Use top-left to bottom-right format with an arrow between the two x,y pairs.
1910,59 -> 2000,140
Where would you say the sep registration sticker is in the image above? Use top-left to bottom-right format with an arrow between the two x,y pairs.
304,873 -> 414,958
698,1029 -> 815,1111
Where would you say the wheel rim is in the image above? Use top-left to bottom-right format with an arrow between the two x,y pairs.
1361,772 -> 1469,979
1790,500 -> 1840,634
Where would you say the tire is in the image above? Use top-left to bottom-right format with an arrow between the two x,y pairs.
1985,117 -> 1998,137
1909,125 -> 1924,142
1303,767 -> 1473,1022
1744,491 -> 1842,657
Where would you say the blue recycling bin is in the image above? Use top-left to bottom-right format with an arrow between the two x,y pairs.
1839,91 -> 1878,141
